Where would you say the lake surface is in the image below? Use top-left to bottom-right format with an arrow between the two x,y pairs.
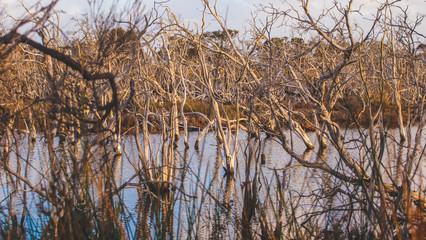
1,127 -> 425,239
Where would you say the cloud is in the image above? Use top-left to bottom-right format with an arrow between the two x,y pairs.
67,6 -> 82,16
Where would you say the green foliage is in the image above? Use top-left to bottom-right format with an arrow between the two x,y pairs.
205,29 -> 239,41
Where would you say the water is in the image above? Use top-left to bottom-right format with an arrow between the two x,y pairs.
1,127 -> 425,239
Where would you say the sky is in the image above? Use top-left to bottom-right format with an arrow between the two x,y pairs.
1,0 -> 425,39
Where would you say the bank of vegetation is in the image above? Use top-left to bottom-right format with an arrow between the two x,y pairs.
0,0 -> 425,239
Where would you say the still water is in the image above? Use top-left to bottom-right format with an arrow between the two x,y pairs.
1,127 -> 425,239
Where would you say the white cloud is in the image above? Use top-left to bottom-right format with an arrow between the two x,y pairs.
67,6 -> 82,16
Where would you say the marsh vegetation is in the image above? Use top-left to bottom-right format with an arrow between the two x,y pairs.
0,0 -> 425,239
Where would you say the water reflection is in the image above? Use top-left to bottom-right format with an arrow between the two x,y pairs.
0,128 -> 425,239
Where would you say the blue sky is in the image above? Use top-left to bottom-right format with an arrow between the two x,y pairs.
2,0 -> 425,38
